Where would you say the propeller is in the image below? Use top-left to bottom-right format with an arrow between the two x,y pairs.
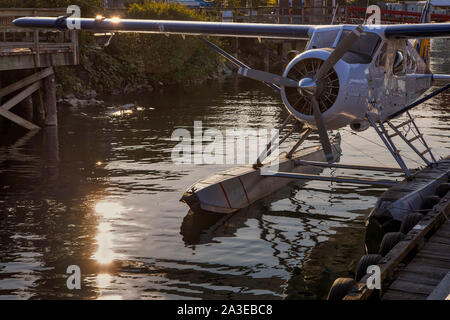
300,25 -> 364,162
236,25 -> 364,162
237,67 -> 299,87
314,25 -> 364,82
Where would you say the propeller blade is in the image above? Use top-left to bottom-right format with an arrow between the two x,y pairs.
311,96 -> 334,162
238,67 -> 299,87
314,25 -> 364,81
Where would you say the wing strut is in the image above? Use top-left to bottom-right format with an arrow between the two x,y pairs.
387,83 -> 450,121
199,37 -> 284,92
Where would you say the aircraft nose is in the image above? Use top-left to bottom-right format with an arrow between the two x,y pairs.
298,77 -> 317,96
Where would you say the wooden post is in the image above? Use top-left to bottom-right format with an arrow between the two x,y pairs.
32,9 -> 41,68
0,76 -> 3,131
279,0 -> 290,24
43,126 -> 60,166
345,5 -> 349,24
43,126 -> 60,185
33,88 -> 45,124
292,0 -> 301,24
43,71 -> 57,126
264,45 -> 270,72
19,95 -> 33,122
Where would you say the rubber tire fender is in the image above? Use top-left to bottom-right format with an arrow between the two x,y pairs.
327,277 -> 356,300
379,232 -> 405,256
355,254 -> 382,282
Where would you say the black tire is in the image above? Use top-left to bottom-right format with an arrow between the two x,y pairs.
420,195 -> 441,211
355,254 -> 382,282
327,277 -> 356,300
379,232 -> 405,256
400,212 -> 424,234
435,183 -> 450,198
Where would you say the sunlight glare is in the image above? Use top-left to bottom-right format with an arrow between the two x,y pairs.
94,201 -> 125,218
94,222 -> 114,264
96,273 -> 112,288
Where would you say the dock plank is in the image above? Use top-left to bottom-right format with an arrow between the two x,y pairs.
383,289 -> 428,300
412,256 -> 450,269
429,235 -> 450,245
382,220 -> 450,300
396,273 -> 441,287
427,272 -> 450,300
403,263 -> 449,280
389,279 -> 436,295
416,251 -> 450,263
344,178 -> 450,300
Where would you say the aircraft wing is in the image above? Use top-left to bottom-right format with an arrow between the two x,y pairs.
13,17 -> 450,39
383,23 -> 450,38
13,17 -> 313,40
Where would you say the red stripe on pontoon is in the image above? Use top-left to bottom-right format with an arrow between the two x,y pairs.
238,176 -> 251,205
405,197 -> 414,211
418,191 -> 424,201
219,182 -> 232,209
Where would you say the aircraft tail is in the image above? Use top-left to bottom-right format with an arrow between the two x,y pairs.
414,0 -> 432,68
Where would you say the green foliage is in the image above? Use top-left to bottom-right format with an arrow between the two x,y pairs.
106,1 -> 221,84
127,1 -> 207,20
2,1 -> 222,93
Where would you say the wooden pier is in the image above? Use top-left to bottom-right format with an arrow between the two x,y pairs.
326,160 -> 450,300
382,219 -> 450,300
0,8 -> 79,131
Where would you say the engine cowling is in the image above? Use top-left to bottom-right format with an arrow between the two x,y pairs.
280,49 -> 369,130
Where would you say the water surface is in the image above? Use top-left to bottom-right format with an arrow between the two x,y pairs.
0,40 -> 449,300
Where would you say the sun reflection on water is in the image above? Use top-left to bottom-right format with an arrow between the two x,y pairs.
95,201 -> 125,219
93,200 -> 127,265
94,222 -> 115,264
96,273 -> 112,288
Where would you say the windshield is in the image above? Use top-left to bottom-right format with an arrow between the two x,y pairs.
308,29 -> 381,64
308,30 -> 340,49
337,30 -> 381,64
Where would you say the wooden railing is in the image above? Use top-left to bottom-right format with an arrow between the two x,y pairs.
342,6 -> 450,24
104,6 -> 334,25
197,6 -> 334,24
0,8 -> 79,68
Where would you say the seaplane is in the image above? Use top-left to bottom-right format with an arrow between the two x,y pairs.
13,2 -> 450,242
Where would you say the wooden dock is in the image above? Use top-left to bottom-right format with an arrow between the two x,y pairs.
0,8 -> 79,131
382,219 -> 450,300
326,174 -> 450,300
0,8 -> 78,71
325,157 -> 450,300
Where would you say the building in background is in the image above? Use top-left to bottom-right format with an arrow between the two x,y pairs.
381,1 -> 450,15
103,0 -> 126,8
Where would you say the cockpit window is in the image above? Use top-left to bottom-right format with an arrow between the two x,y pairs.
337,30 -> 381,64
308,29 -> 381,64
308,30 -> 340,49
393,50 -> 405,74
376,43 -> 387,67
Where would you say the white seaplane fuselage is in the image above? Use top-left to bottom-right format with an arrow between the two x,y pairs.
281,25 -> 432,131
182,26 -> 437,214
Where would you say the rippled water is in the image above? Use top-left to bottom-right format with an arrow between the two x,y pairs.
0,40 -> 449,300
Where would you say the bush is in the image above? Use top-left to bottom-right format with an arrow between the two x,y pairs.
2,1 -> 223,93
106,2 -> 221,84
